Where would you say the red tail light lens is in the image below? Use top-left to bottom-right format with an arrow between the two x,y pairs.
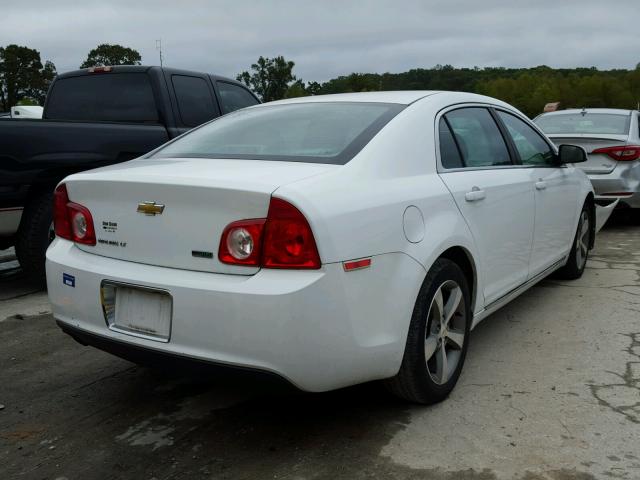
53,184 -> 73,240
218,197 -> 321,269
592,145 -> 640,161
53,184 -> 96,245
218,219 -> 266,266
262,198 -> 321,269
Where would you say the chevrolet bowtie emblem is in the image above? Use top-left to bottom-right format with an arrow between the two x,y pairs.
137,201 -> 165,216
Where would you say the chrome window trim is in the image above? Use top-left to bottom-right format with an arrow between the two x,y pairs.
434,102 -> 563,174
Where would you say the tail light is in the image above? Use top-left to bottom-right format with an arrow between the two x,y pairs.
592,145 -> 640,161
218,197 -> 321,269
218,219 -> 266,266
53,184 -> 96,245
262,198 -> 321,269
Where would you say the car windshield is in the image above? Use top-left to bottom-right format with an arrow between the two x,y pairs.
535,112 -> 631,135
151,102 -> 404,165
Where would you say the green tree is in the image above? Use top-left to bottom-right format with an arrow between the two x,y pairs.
237,56 -> 297,102
0,44 -> 57,111
305,81 -> 322,95
80,44 -> 142,68
285,79 -> 307,98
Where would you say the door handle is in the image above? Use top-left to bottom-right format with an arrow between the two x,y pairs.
465,187 -> 486,202
535,180 -> 547,190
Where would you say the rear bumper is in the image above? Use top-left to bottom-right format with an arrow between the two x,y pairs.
58,320 -> 293,388
588,161 -> 640,208
46,239 -> 423,392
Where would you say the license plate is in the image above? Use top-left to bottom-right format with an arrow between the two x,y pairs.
102,283 -> 172,341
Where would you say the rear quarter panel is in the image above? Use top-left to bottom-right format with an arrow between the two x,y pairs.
276,94 -> 485,315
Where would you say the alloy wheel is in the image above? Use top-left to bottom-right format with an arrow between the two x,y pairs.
425,280 -> 466,385
575,210 -> 589,269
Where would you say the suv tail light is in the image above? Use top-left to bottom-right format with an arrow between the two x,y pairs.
218,197 -> 321,269
592,145 -> 640,161
53,184 -> 96,245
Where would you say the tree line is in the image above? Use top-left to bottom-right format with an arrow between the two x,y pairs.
238,57 -> 640,117
2,42 -> 639,118
0,43 -> 141,111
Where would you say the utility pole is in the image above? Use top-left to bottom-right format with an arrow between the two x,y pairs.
156,39 -> 164,67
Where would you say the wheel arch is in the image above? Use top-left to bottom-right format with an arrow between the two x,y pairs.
438,246 -> 478,313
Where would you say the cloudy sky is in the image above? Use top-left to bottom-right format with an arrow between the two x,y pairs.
2,0 -> 639,83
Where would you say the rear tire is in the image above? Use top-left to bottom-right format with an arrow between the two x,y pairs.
15,190 -> 54,288
555,203 -> 592,280
385,258 -> 472,404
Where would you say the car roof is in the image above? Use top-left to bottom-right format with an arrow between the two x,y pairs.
265,90 -> 512,107
266,91 -> 442,105
539,108 -> 634,116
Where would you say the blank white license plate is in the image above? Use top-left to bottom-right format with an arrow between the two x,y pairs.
112,287 -> 172,341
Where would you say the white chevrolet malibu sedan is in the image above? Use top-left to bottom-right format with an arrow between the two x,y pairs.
46,91 -> 595,404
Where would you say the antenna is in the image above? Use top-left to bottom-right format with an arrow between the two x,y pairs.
155,39 -> 164,67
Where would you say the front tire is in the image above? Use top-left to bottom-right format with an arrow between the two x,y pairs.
555,204 -> 592,280
385,258 -> 472,404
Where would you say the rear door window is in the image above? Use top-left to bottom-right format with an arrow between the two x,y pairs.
444,108 -> 512,168
216,82 -> 259,114
171,75 -> 218,127
45,73 -> 158,123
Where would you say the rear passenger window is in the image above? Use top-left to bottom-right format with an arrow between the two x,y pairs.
172,75 -> 217,127
445,108 -> 512,168
438,118 -> 464,168
217,82 -> 259,114
497,111 -> 555,166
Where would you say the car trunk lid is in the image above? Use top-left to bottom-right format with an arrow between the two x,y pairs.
65,158 -> 335,274
546,134 -> 629,174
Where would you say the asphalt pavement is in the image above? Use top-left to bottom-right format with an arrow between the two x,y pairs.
1,213 -> 639,480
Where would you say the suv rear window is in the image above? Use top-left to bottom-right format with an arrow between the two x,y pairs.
151,102 -> 404,165
535,113 -> 631,135
45,73 -> 158,123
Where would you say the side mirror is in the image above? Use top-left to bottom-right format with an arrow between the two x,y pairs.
558,144 -> 587,164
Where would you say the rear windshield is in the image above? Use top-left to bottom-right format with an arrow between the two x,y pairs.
151,102 -> 404,164
45,73 -> 158,123
535,113 -> 631,135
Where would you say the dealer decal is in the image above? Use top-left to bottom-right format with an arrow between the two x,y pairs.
63,273 -> 75,288
102,221 -> 118,233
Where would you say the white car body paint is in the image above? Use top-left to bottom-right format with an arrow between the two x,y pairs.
46,91 -> 594,392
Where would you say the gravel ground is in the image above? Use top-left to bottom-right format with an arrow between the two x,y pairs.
1,212 -> 639,480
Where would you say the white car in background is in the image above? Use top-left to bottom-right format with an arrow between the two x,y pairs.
47,91 -> 595,403
10,105 -> 44,119
535,108 -> 640,210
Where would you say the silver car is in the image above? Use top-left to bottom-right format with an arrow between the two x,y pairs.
535,108 -> 640,209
